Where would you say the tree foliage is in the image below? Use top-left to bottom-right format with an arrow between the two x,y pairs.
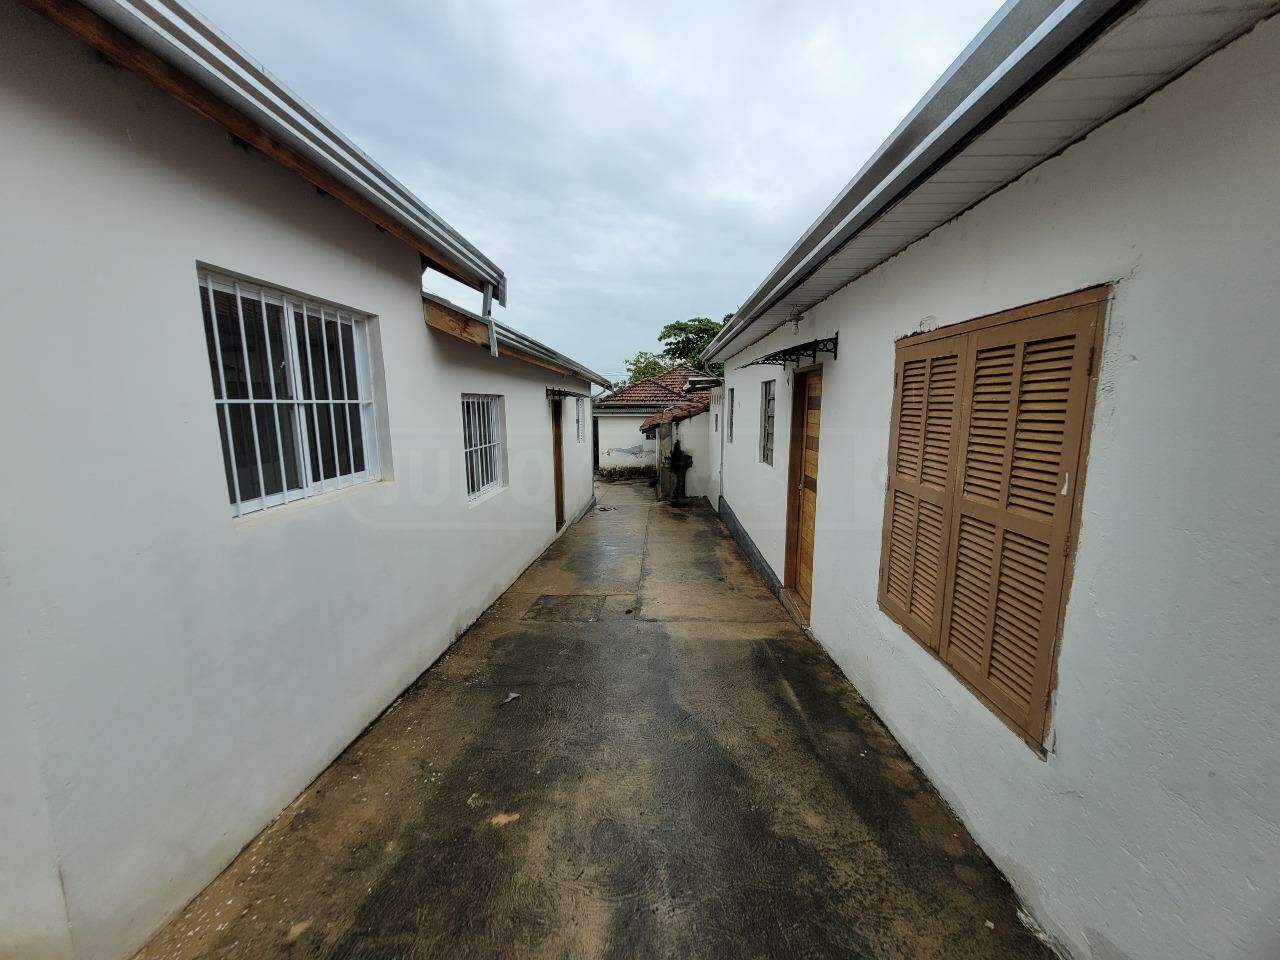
623,351 -> 668,384
619,314 -> 730,384
656,316 -> 726,366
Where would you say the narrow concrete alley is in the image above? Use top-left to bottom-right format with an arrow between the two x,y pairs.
137,482 -> 1053,960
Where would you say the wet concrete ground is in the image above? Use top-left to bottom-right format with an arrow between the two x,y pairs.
136,481 -> 1053,960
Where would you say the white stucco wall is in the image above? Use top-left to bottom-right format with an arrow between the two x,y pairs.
720,17 -> 1280,960
674,412 -> 713,502
0,665 -> 72,960
722,367 -> 792,568
706,387 -> 724,506
561,396 -> 596,518
596,413 -> 656,468
0,8 -> 593,960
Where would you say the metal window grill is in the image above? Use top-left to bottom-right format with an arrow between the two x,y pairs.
575,398 -> 584,443
462,394 -> 504,498
199,271 -> 380,516
760,380 -> 776,465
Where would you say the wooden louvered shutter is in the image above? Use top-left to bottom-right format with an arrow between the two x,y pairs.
879,288 -> 1105,747
939,301 -> 1099,740
879,336 -> 967,648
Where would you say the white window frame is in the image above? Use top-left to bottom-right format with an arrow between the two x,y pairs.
575,397 -> 585,443
462,394 -> 506,499
760,379 -> 776,465
199,270 -> 381,517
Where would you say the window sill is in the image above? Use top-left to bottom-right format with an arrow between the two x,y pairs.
231,476 -> 383,525
467,483 -> 508,509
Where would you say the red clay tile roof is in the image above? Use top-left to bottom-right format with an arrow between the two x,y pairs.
640,399 -> 710,432
653,364 -> 705,392
595,364 -> 704,407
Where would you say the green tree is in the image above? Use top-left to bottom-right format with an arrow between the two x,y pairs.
623,351 -> 668,384
619,314 -> 732,385
657,315 -> 728,368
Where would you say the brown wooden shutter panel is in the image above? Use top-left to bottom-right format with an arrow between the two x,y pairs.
879,339 -> 966,648
940,304 -> 1096,738
880,290 -> 1104,746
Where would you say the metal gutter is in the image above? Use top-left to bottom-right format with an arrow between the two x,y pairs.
706,0 -> 1132,362
594,405 -> 676,415
710,0 -> 1280,362
79,0 -> 507,302
422,293 -> 612,388
731,0 -> 1062,319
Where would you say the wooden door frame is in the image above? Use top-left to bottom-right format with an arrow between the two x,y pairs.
783,364 -> 822,610
591,415 -> 600,474
550,398 -> 565,529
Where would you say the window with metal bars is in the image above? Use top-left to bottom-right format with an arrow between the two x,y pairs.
199,271 -> 381,516
727,388 -> 735,442
461,394 -> 506,498
575,398 -> 585,442
760,380 -> 776,465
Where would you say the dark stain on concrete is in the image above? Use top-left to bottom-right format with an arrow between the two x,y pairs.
134,480 -> 1053,960
522,594 -> 607,622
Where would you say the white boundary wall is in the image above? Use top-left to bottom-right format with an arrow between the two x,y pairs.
675,412 -> 714,502
596,413 -> 656,468
0,8 -> 593,959
719,19 -> 1280,960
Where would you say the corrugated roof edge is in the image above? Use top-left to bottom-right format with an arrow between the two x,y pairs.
422,292 -> 612,389
704,0 -> 1136,362
70,0 -> 507,302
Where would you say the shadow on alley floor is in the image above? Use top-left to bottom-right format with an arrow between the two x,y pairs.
135,480 -> 1052,960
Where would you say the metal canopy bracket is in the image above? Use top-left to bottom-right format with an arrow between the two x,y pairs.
743,333 -> 838,368
547,387 -> 589,400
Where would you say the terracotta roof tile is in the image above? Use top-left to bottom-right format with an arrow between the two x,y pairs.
640,399 -> 710,432
595,364 -> 704,407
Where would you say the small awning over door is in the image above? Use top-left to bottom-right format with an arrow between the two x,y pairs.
744,335 -> 838,368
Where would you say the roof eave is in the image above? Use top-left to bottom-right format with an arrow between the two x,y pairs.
706,0 -> 1128,362
422,293 -> 611,388
707,0 -> 1279,363
34,0 -> 507,299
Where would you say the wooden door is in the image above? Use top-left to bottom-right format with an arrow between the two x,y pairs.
550,399 -> 565,529
786,368 -> 822,614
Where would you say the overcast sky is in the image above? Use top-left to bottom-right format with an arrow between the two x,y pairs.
197,0 -> 1002,383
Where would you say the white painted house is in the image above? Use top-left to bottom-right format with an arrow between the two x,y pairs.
591,364 -> 708,472
594,409 -> 658,471
705,3 -> 1280,960
0,3 -> 607,960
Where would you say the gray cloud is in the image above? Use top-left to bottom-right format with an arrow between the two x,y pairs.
197,0 -> 1001,382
